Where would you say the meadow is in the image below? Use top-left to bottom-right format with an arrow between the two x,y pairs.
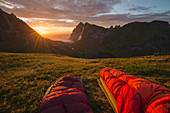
0,53 -> 169,113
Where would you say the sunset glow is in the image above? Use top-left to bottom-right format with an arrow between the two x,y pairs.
34,27 -> 47,34
33,26 -> 72,35
32,25 -> 73,41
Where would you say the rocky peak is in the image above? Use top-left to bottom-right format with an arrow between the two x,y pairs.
0,8 -> 4,12
69,22 -> 85,42
109,26 -> 113,29
115,25 -> 121,29
0,8 -> 3,13
69,22 -> 108,42
9,13 -> 19,21
10,13 -> 17,18
76,22 -> 84,28
0,8 -> 7,15
85,22 -> 90,25
78,22 -> 84,26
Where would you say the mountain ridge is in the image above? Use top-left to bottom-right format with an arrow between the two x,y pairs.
0,8 -> 71,54
0,8 -> 170,58
69,20 -> 170,58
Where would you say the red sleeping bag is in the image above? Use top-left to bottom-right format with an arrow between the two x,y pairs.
39,75 -> 93,113
100,67 -> 170,113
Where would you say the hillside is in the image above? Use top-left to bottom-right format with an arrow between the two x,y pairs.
0,52 -> 169,112
0,8 -> 71,54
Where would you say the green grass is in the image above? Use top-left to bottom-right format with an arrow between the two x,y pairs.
0,53 -> 169,113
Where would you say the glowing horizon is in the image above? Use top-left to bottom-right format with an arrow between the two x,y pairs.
32,25 -> 73,41
34,27 -> 47,35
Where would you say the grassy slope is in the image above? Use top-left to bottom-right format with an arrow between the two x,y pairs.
0,53 -> 169,113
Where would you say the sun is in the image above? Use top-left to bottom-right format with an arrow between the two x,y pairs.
34,27 -> 47,35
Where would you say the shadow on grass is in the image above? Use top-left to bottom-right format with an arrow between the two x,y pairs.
82,76 -> 114,113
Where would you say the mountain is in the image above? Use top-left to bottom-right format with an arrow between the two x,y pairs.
69,21 -> 170,58
69,22 -> 108,42
0,8 -> 71,54
0,8 -> 169,58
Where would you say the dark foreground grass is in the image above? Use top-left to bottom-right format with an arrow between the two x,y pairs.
0,53 -> 169,113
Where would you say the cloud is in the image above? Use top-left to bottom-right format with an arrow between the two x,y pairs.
0,0 -> 24,9
0,0 -> 121,18
90,10 -> 170,27
129,5 -> 156,12
0,0 -> 123,27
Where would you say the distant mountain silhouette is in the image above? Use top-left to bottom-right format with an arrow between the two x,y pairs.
0,8 -> 170,58
69,21 -> 170,58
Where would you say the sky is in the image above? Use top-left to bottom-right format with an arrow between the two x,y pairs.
0,0 -> 170,41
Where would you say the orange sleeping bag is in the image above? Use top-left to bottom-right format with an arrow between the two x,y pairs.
100,67 -> 170,113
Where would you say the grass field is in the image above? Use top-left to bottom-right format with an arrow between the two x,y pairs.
0,53 -> 169,113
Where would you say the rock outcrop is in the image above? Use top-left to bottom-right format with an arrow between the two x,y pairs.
69,22 -> 108,42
